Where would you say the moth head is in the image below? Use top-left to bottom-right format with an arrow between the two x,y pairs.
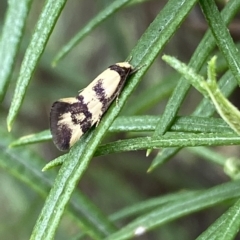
115,62 -> 134,70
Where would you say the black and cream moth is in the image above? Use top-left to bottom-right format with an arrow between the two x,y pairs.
50,62 -> 135,151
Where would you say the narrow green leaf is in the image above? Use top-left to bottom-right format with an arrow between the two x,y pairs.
7,0 -> 67,131
43,117 -> 233,170
10,116 -> 232,148
53,0 -> 132,65
10,129 -> 51,147
44,130 -> 237,171
42,154 -> 65,171
105,180 -> 240,240
110,190 -> 201,221
95,132 -> 240,157
163,55 -> 240,135
0,0 -> 33,102
162,55 -> 207,95
199,0 -> 240,86
0,130 -> 55,198
205,58 -> 240,135
196,198 -> 240,240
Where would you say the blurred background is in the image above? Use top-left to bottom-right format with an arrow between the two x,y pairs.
1,0 -> 240,239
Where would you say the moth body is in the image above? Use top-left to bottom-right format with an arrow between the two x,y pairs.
50,62 -> 135,151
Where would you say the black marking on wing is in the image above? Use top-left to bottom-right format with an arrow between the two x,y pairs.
92,79 -> 109,111
50,96 -> 93,151
109,64 -> 132,79
50,101 -> 73,150
74,95 -> 93,132
91,65 -> 133,116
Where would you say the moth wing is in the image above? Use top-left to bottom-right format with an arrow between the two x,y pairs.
86,69 -> 122,105
50,97 -> 86,151
100,72 -> 122,97
50,64 -> 132,151
88,69 -> 122,96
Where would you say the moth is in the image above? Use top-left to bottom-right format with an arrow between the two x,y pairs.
50,62 -> 136,151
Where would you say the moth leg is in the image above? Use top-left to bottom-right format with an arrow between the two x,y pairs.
116,96 -> 119,107
96,120 -> 100,127
96,116 -> 103,127
130,63 -> 146,75
78,88 -> 85,94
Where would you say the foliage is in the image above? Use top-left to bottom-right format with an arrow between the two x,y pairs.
1,0 -> 240,239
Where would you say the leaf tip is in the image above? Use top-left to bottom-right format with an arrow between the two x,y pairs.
8,143 -> 14,148
146,167 -> 152,173
41,166 -> 47,172
7,122 -> 12,132
51,60 -> 56,68
146,149 -> 152,157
